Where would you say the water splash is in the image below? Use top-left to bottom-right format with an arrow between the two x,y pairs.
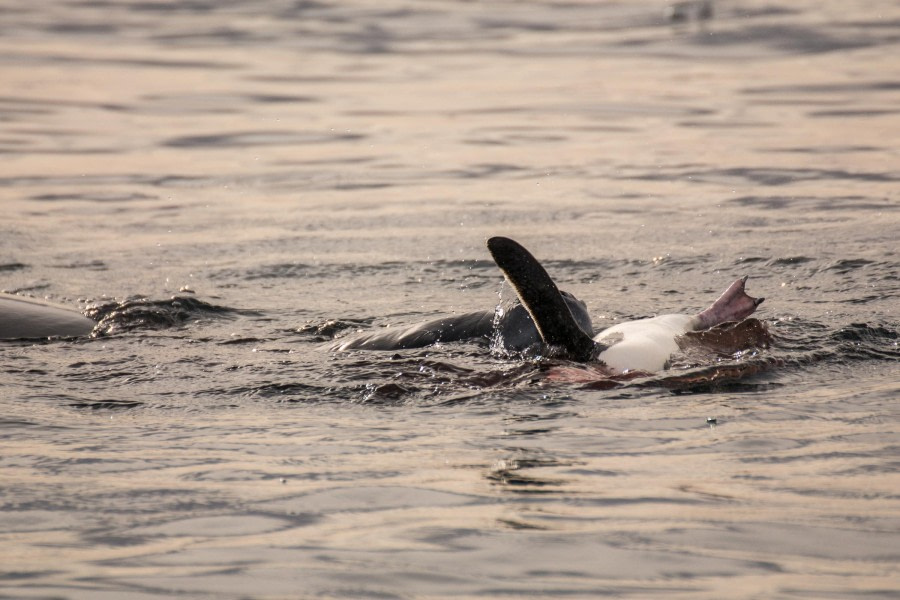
85,296 -> 248,336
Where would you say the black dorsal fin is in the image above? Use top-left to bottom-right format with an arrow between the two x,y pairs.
487,236 -> 602,362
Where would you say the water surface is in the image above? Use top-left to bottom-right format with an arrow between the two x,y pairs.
1,1 -> 898,598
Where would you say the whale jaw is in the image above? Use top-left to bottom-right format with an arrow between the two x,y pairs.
696,276 -> 764,330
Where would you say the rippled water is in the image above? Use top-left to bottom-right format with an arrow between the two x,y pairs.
2,1 -> 899,598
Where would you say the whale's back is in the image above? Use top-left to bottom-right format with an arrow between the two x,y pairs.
0,293 -> 95,339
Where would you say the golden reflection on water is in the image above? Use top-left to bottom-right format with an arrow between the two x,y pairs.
1,0 -> 899,598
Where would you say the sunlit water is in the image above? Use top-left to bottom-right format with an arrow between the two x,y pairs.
1,1 -> 899,598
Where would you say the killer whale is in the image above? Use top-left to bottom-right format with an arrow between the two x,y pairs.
335,237 -> 765,373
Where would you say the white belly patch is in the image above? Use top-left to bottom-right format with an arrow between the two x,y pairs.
594,314 -> 696,373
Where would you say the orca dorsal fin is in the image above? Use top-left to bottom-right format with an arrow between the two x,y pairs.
487,236 -> 603,362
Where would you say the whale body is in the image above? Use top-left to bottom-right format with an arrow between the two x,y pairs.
0,293 -> 96,340
334,237 -> 765,374
333,291 -> 592,352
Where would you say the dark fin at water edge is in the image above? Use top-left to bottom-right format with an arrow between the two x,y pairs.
486,236 -> 603,362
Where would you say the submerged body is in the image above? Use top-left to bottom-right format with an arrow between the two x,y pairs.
0,293 -> 95,340
333,291 -> 592,352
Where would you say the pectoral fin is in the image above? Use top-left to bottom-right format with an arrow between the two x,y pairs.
486,236 -> 602,362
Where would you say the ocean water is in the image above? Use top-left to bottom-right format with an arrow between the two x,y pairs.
1,1 -> 899,598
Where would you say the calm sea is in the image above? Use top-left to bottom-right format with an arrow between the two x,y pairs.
1,1 -> 898,598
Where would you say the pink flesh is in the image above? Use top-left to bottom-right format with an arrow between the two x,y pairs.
695,276 -> 764,330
